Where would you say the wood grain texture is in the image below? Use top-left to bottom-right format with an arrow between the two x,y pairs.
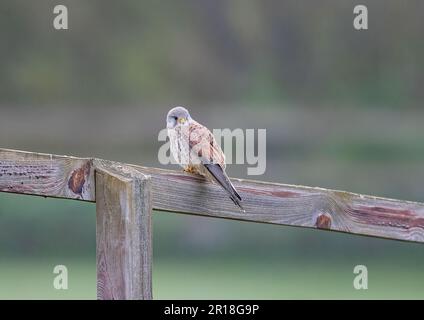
0,148 -> 94,201
1,148 -> 424,243
129,165 -> 424,243
95,161 -> 152,300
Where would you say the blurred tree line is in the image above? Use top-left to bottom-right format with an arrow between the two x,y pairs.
0,0 -> 423,109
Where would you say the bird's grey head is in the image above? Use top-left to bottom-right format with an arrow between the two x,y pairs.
167,106 -> 192,129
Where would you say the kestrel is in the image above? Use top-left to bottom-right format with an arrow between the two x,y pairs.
166,106 -> 244,212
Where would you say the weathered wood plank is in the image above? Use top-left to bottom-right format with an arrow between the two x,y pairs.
1,148 -> 424,243
129,165 -> 424,243
95,161 -> 152,300
0,148 -> 94,201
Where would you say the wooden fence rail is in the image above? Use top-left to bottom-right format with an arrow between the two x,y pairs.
1,148 -> 424,299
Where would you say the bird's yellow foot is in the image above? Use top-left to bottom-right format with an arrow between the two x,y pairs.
184,166 -> 195,174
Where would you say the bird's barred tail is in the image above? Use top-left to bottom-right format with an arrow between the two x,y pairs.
204,164 -> 245,212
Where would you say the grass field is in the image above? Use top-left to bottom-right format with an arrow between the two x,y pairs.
1,193 -> 424,299
1,257 -> 423,299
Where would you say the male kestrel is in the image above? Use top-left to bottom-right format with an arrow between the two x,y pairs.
166,106 -> 244,212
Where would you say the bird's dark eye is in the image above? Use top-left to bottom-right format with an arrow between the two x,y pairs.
173,116 -> 178,120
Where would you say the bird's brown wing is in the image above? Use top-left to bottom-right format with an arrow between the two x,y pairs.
186,121 -> 244,212
186,120 -> 225,167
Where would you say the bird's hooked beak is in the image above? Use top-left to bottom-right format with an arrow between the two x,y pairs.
178,117 -> 187,125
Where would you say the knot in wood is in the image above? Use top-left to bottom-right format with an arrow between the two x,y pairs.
315,212 -> 332,229
68,162 -> 91,195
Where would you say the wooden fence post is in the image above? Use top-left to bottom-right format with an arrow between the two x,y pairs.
95,162 -> 152,300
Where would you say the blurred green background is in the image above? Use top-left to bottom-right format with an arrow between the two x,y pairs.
1,0 -> 424,299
